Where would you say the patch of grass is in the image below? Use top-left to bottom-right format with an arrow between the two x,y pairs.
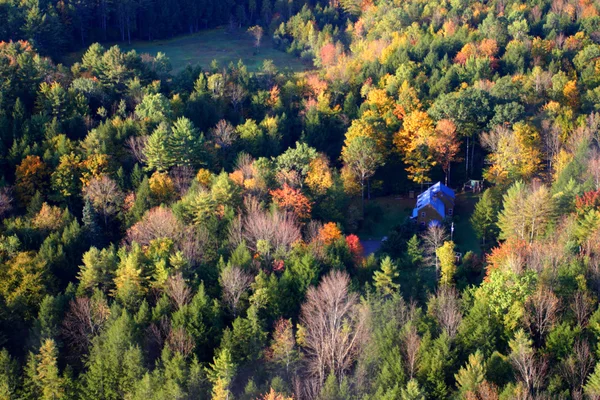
452,191 -> 481,255
62,27 -> 312,73
357,196 -> 415,240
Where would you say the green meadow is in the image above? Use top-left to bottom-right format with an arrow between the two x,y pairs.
63,27 -> 312,73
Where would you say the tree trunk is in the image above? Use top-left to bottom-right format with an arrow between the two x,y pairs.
361,180 -> 365,217
465,136 -> 469,177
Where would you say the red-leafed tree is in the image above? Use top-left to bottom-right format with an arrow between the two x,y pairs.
345,234 -> 364,264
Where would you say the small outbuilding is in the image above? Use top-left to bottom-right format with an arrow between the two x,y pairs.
411,182 -> 455,227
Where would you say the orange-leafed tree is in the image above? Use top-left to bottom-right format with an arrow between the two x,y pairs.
485,238 -> 530,277
430,119 -> 462,185
258,388 -> 293,400
479,38 -> 499,57
319,222 -> 343,245
15,155 -> 49,205
270,184 -> 312,221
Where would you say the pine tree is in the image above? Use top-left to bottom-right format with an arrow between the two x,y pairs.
470,189 -> 500,246
407,235 -> 423,266
82,311 -> 143,400
83,197 -> 102,246
128,177 -> 152,226
113,244 -> 147,308
373,256 -> 400,295
77,246 -> 118,295
497,181 -> 527,241
145,122 -> 174,172
455,350 -> 486,395
585,362 -> 600,398
400,379 -> 425,400
27,191 -> 44,217
30,295 -> 61,349
170,117 -> 204,168
35,339 -> 65,400
130,163 -> 144,190
319,373 -> 342,400
207,348 -> 236,400
0,349 -> 19,400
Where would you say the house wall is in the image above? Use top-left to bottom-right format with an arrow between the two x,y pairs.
435,194 -> 455,216
416,205 -> 443,227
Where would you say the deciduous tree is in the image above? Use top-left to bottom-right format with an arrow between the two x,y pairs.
341,135 -> 384,213
299,270 -> 368,387
430,119 -> 461,185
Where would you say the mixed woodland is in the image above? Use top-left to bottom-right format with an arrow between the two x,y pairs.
1,0 -> 600,397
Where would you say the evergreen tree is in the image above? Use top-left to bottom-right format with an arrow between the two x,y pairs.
0,349 -> 19,400
23,339 -> 66,400
170,117 -> 205,168
113,244 -> 146,308
83,197 -> 102,246
127,177 -> 152,226
406,235 -> 423,266
145,123 -> 174,172
455,351 -> 486,395
130,163 -> 144,190
77,246 -> 118,295
373,256 -> 400,296
27,191 -> 44,217
30,295 -> 61,349
585,362 -> 600,398
207,348 -> 236,400
470,189 -> 500,246
82,311 -> 144,400
400,380 -> 425,400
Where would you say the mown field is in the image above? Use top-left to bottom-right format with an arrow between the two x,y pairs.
62,27 -> 312,73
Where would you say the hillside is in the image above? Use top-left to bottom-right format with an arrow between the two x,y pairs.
0,0 -> 600,398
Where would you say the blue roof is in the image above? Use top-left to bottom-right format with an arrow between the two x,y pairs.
413,182 -> 455,220
417,182 -> 455,201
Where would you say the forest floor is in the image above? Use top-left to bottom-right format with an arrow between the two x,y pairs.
62,27 -> 312,73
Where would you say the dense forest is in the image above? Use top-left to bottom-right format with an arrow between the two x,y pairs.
1,0 -> 600,397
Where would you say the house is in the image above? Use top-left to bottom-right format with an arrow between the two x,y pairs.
411,182 -> 455,227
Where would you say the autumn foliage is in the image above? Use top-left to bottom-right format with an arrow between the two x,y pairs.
15,155 -> 48,204
318,222 -> 343,245
345,234 -> 364,263
270,184 -> 312,221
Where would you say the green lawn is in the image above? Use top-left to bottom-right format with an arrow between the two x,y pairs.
452,191 -> 481,255
62,27 -> 312,73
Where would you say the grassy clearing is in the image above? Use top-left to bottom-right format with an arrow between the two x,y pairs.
62,27 -> 312,73
453,191 -> 481,255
